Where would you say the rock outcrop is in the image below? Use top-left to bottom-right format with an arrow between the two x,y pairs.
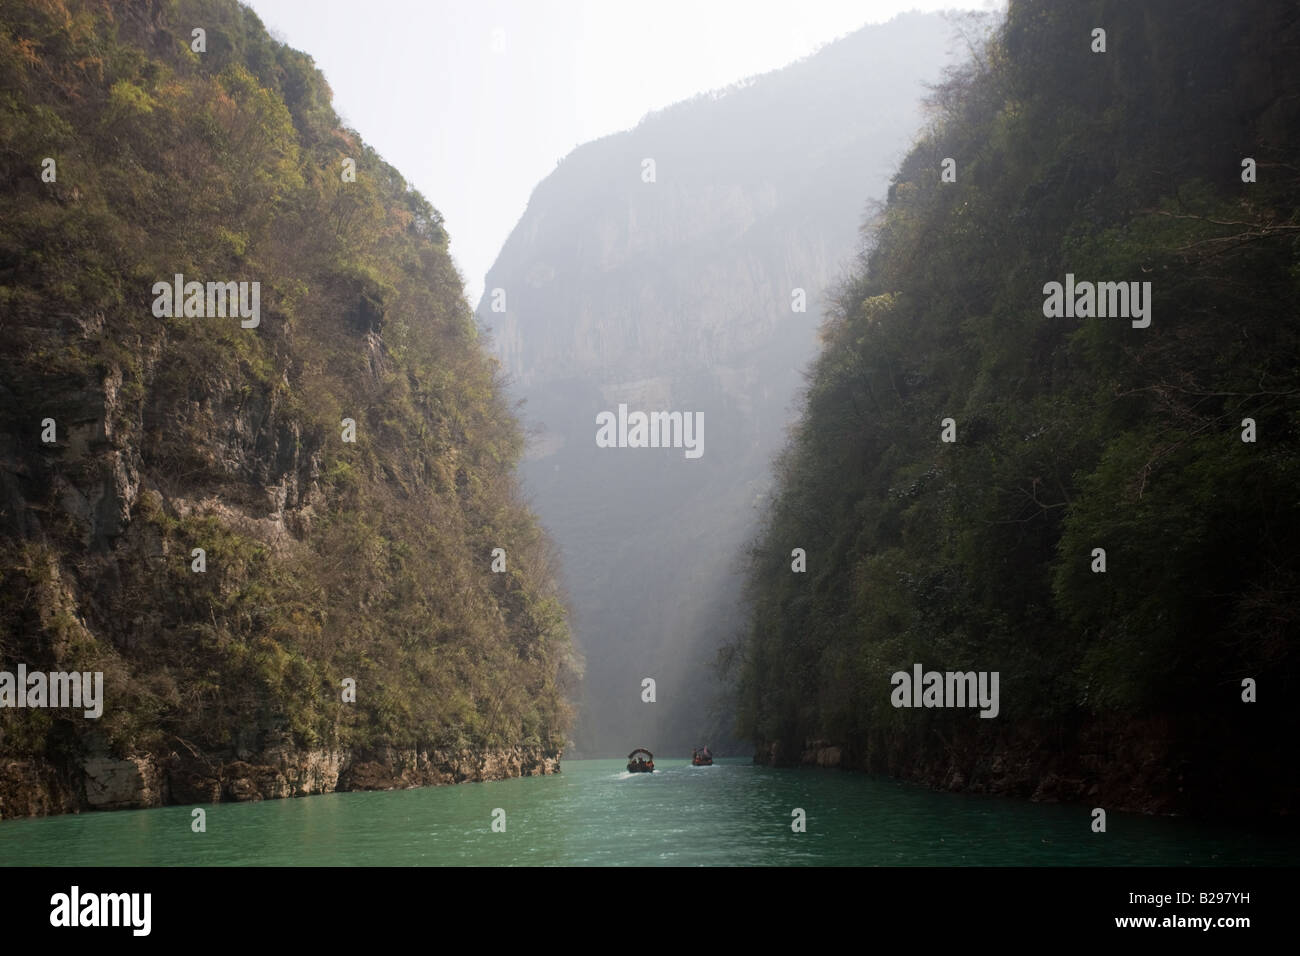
753,713 -> 1282,818
0,0 -> 575,819
0,744 -> 560,819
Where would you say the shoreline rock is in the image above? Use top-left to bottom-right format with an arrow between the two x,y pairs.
0,744 -> 562,819
752,716 -> 1295,820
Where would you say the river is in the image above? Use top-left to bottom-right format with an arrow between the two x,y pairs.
0,758 -> 1294,866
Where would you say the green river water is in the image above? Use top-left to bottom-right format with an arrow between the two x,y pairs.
0,758 -> 1294,866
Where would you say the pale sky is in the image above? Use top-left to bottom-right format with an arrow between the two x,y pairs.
245,1 -> 997,305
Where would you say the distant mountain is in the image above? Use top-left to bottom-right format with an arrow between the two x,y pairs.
478,13 -> 958,755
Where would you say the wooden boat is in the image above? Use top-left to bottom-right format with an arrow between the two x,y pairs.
626,748 -> 655,773
691,747 -> 713,766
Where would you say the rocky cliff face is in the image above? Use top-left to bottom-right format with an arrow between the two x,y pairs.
1,742 -> 560,818
752,713 -> 1286,819
734,0 -> 1300,821
478,13 -> 957,754
0,0 -> 573,817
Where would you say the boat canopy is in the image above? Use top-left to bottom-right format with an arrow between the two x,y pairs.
627,748 -> 653,760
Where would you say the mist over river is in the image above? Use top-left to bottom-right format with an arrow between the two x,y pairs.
1,760 -> 1294,866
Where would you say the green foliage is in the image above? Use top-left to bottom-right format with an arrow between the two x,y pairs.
0,0 -> 574,766
734,0 -> 1300,779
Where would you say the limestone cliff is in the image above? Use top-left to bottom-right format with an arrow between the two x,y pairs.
0,0 -> 573,816
478,13 -> 957,753
2,742 -> 559,818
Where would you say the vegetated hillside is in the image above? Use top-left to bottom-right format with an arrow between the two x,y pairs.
0,0 -> 574,817
733,0 -> 1300,818
478,13 -> 956,755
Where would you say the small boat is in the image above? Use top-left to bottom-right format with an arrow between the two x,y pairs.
626,748 -> 655,773
691,747 -> 713,766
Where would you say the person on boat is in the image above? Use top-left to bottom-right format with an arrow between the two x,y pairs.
701,744 -> 711,759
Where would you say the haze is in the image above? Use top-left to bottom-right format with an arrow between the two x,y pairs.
245,0 -> 997,304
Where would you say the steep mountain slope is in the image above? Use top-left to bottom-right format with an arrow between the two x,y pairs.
478,13 -> 957,754
0,0 -> 574,816
737,0 -> 1300,817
